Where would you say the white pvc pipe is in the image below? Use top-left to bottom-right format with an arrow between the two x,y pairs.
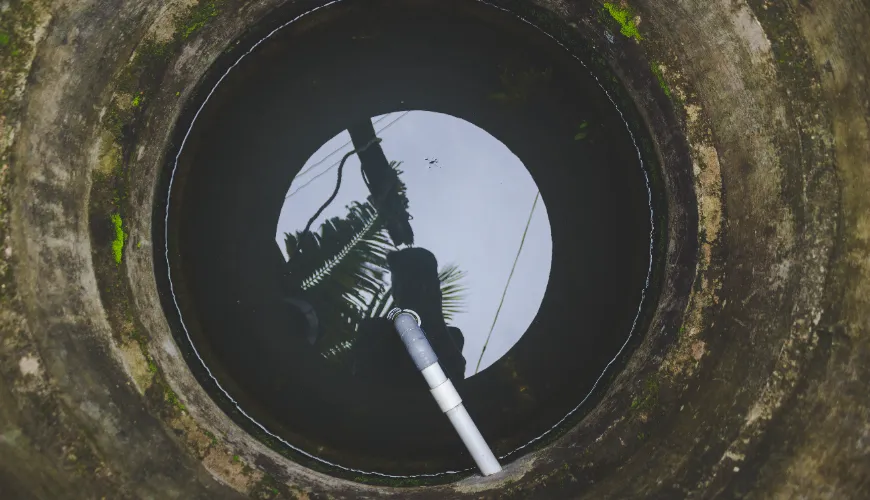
389,309 -> 502,476
445,405 -> 502,475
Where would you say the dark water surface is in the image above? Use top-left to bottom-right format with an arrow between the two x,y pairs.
275,110 -> 553,377
161,0 -> 656,478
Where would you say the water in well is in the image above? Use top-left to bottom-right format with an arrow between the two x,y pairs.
161,0 -> 655,479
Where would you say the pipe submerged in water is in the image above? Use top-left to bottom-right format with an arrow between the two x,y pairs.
388,308 -> 503,477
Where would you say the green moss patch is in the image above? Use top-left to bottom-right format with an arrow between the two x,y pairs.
603,2 -> 642,41
110,213 -> 126,264
650,62 -> 671,98
175,0 -> 222,40
630,375 -> 660,414
165,387 -> 186,412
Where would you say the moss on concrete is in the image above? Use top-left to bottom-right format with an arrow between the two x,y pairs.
176,0 -> 223,40
649,62 -> 671,98
103,0 -> 223,148
110,213 -> 126,264
630,375 -> 660,415
0,0 -> 43,117
164,386 -> 187,412
603,2 -> 642,41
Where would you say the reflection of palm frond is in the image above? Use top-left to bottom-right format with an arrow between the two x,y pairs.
438,264 -> 468,322
285,202 -> 394,358
286,202 -> 391,293
360,263 -> 468,323
300,212 -> 381,290
320,340 -> 355,361
387,161 -> 410,210
284,165 -> 467,364
316,261 -> 468,363
364,284 -> 394,321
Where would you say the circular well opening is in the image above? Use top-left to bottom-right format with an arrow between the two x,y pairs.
276,110 -> 552,377
159,0 -> 661,480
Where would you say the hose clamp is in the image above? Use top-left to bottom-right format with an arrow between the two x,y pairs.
387,308 -> 422,326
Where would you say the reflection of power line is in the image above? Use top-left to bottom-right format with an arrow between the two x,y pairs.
474,191 -> 540,375
369,109 -> 411,136
285,111 -> 412,200
296,113 -> 393,178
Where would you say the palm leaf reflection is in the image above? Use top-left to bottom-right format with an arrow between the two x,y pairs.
284,185 -> 467,364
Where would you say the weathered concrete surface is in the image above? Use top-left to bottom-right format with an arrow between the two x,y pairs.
0,0 -> 868,498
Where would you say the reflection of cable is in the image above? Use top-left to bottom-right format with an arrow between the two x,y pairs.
300,137 -> 382,237
296,113 -> 393,178
370,109 -> 411,137
474,191 -> 540,374
284,111 -> 412,200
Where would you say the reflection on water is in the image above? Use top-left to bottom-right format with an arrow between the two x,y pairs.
276,112 -> 551,377
162,0 -> 657,479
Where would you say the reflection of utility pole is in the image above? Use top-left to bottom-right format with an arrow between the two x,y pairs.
347,119 -> 415,246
